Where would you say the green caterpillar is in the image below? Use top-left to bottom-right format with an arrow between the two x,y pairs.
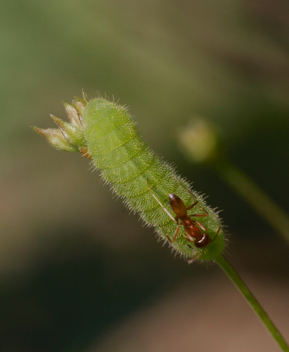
34,94 -> 225,261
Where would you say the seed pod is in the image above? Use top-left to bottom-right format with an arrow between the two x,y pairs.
34,95 -> 225,262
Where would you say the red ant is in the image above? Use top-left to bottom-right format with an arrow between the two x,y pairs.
147,179 -> 220,250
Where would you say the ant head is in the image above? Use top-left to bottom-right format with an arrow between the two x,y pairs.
169,193 -> 184,208
169,193 -> 187,216
169,193 -> 180,203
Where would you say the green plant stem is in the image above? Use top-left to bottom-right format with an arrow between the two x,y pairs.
213,158 -> 289,246
215,254 -> 289,352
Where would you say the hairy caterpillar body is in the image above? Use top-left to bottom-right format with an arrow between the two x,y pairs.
34,95 -> 225,261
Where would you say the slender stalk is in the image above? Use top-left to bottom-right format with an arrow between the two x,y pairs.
213,158 -> 289,245
215,254 -> 289,352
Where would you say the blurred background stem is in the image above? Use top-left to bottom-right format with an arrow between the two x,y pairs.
177,117 -> 289,246
213,157 -> 289,246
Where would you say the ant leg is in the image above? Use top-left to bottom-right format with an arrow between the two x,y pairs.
170,224 -> 182,243
191,219 -> 207,232
211,226 -> 221,243
189,213 -> 208,218
189,206 -> 209,218
146,179 -> 177,223
186,200 -> 199,211
186,244 -> 202,263
165,222 -> 182,243
189,206 -> 210,222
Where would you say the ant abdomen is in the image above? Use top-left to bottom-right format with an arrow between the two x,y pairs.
194,233 -> 211,248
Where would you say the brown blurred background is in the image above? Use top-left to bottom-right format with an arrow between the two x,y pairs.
1,1 -> 289,351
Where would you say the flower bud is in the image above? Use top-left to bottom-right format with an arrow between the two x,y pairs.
32,126 -> 79,152
50,115 -> 85,148
33,93 -> 88,154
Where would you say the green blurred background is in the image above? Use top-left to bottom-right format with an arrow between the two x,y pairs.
1,1 -> 289,351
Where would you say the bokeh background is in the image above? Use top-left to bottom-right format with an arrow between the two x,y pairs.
1,1 -> 289,351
